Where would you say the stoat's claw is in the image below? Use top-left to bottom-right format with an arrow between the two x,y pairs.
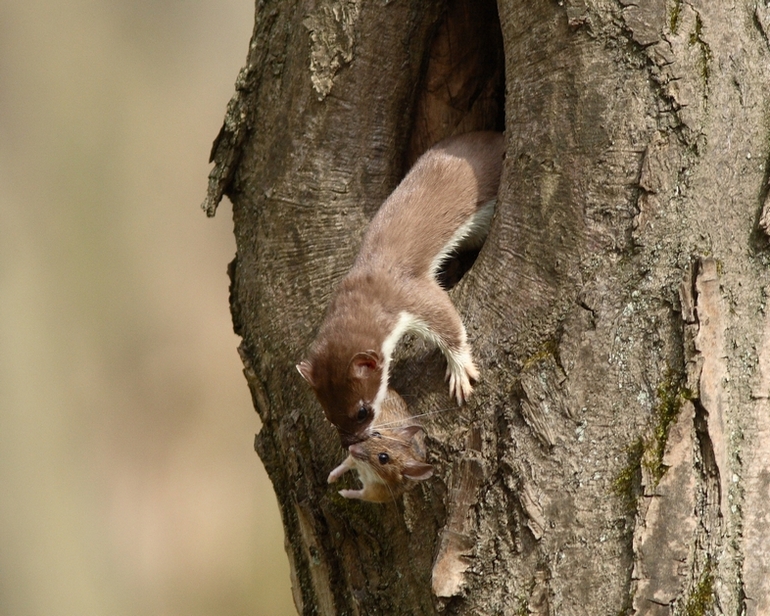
466,361 -> 480,383
445,356 -> 479,406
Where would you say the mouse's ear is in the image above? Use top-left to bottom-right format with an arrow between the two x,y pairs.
393,425 -> 423,440
296,360 -> 315,386
348,351 -> 382,380
402,461 -> 433,481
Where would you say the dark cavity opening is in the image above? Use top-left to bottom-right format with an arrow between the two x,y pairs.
408,0 -> 505,289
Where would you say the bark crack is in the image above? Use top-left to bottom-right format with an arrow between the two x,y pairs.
742,283 -> 770,615
518,352 -> 573,449
757,152 -> 770,239
688,258 -> 729,520
201,7 -> 280,217
629,257 -> 729,614
431,428 -> 485,599
303,1 -> 362,101
621,0 -> 712,151
754,1 -> 770,52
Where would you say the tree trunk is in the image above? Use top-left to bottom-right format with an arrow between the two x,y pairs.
203,0 -> 770,614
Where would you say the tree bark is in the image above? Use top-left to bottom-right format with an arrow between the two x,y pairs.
204,0 -> 770,614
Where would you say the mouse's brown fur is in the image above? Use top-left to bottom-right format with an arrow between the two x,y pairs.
327,389 -> 433,502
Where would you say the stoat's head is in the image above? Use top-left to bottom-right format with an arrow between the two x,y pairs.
297,350 -> 383,447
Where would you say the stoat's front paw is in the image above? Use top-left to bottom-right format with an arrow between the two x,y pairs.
445,350 -> 479,405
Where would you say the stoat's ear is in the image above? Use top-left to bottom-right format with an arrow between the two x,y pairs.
402,461 -> 433,481
296,360 -> 315,386
348,351 -> 382,380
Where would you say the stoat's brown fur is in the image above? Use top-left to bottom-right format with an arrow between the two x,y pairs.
298,132 -> 504,446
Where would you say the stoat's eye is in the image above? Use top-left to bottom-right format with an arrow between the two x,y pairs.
356,406 -> 369,423
378,453 -> 390,465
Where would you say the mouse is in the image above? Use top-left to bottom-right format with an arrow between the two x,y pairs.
327,388 -> 434,502
298,131 -> 504,446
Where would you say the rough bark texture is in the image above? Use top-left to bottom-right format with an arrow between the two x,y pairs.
204,0 -> 770,614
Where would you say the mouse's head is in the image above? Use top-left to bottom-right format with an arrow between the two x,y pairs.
297,350 -> 383,446
348,424 -> 434,489
326,388 -> 434,502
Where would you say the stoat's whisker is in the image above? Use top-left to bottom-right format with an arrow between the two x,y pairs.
372,406 -> 456,429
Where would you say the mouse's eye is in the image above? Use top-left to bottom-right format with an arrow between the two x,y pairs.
371,431 -> 381,438
356,406 -> 369,423
378,453 -> 390,465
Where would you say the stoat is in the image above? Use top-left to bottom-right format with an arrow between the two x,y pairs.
298,131 -> 504,446
327,388 -> 433,502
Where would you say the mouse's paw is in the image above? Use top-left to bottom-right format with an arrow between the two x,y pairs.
328,457 -> 354,483
338,488 -> 365,500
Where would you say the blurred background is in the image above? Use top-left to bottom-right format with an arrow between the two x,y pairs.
0,1 -> 295,614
